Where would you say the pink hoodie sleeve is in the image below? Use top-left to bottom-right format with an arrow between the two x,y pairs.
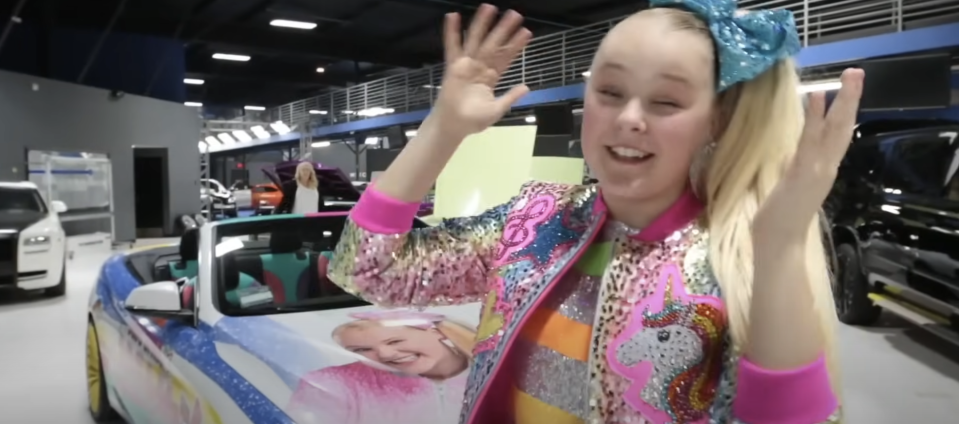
732,354 -> 840,423
327,185 -> 517,308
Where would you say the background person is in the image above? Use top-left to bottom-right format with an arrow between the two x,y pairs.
276,162 -> 324,214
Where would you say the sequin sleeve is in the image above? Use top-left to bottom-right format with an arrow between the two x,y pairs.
327,185 -> 513,307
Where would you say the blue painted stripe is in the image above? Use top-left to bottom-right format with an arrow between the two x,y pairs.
797,22 -> 959,68
99,257 -> 295,424
29,169 -> 94,175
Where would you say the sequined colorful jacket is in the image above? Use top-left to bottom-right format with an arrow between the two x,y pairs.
329,181 -> 840,424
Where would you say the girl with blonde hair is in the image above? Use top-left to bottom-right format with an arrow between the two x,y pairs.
329,0 -> 863,423
277,161 -> 324,214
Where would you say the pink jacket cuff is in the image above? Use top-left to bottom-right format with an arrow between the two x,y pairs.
350,185 -> 421,234
733,354 -> 837,424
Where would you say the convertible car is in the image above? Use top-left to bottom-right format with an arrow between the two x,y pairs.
86,212 -> 479,424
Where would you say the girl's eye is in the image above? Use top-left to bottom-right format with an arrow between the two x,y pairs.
388,339 -> 404,345
598,89 -> 623,99
351,348 -> 370,353
652,101 -> 680,108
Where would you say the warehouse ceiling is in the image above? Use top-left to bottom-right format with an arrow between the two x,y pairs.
17,0 -> 646,108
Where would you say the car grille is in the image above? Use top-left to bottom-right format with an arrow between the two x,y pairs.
0,236 -> 16,285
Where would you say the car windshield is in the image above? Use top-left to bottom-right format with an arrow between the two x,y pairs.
212,215 -> 390,316
0,187 -> 45,213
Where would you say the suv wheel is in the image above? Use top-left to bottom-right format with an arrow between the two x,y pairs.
835,243 -> 881,325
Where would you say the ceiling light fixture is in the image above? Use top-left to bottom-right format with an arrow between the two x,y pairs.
582,71 -> 591,78
217,133 -> 237,144
232,130 -> 253,142
797,80 -> 842,93
204,136 -> 221,146
312,141 -> 331,148
184,101 -> 203,107
524,116 -> 536,123
316,67 -> 325,73
184,78 -> 205,85
270,121 -> 292,134
356,107 -> 395,117
244,105 -> 266,111
270,19 -> 317,30
250,126 -> 271,139
213,53 -> 251,62
309,110 -> 328,115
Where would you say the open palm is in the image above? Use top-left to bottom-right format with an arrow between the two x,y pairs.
434,4 -> 533,136
754,69 -> 866,241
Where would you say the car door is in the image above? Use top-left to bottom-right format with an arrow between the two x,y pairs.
871,128 -> 959,304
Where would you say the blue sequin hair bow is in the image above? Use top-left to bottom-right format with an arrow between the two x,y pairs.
648,0 -> 801,91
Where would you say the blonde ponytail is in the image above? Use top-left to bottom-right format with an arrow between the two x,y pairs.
704,59 -> 842,398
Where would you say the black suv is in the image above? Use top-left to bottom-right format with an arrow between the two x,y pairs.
828,119 -> 959,344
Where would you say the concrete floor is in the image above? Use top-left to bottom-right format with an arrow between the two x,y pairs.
1,241 -> 958,423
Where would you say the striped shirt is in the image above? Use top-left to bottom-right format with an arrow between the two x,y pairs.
510,229 -> 615,423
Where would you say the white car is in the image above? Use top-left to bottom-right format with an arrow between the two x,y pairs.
0,181 -> 68,296
86,212 -> 478,424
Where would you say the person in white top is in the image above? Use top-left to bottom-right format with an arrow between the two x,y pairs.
277,162 -> 324,214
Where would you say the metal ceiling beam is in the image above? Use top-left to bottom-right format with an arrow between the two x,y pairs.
384,0 -> 590,29
186,57 -> 360,87
185,21 -> 436,67
77,0 -> 127,83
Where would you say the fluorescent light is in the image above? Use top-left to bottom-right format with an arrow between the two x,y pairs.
212,53 -> 251,62
357,107 -> 395,117
217,133 -> 237,144
250,126 -> 271,139
184,101 -> 203,107
798,80 -> 842,93
422,84 -> 441,89
405,130 -> 417,137
204,136 -> 221,146
524,116 -> 536,123
582,71 -> 591,78
198,141 -> 207,152
365,137 -> 379,145
232,130 -> 253,142
312,141 -> 331,148
316,67 -> 325,73
244,105 -> 266,111
184,78 -> 205,85
270,19 -> 317,30
270,121 -> 291,134
342,110 -> 355,114
309,110 -> 328,115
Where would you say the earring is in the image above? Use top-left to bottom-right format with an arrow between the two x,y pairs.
689,141 -> 717,200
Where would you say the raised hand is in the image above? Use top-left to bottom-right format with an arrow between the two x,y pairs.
433,4 -> 533,137
753,68 -> 866,241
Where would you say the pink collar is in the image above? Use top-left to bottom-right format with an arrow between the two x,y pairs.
592,188 -> 704,242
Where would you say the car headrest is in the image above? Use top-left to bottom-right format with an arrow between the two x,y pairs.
179,228 -> 199,262
269,232 -> 302,254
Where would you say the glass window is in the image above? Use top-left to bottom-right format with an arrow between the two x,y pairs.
880,130 -> 958,197
212,215 -> 428,316
0,187 -> 46,213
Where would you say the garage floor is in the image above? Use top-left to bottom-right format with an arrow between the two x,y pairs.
1,241 -> 958,423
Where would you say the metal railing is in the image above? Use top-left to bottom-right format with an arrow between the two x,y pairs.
265,0 -> 957,128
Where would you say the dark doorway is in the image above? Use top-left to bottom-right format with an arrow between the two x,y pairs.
133,148 -> 170,238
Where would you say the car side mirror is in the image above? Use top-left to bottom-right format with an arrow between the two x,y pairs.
51,200 -> 68,213
124,281 -> 192,319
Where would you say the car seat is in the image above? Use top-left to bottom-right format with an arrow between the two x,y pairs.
260,232 -> 310,303
220,252 -> 268,307
311,251 -> 345,297
170,228 -> 199,280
